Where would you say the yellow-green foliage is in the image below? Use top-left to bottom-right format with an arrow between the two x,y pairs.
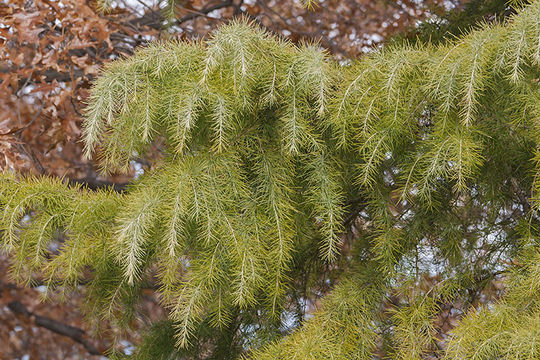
248,271 -> 383,360
1,1 -> 540,359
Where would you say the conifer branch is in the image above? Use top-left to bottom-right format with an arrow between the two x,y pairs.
1,2 -> 540,358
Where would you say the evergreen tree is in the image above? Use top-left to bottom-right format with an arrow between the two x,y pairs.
1,1 -> 539,358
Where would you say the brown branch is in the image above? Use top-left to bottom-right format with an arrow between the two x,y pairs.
510,177 -> 531,214
69,177 -> 130,192
0,102 -> 45,137
7,300 -> 102,356
176,0 -> 234,24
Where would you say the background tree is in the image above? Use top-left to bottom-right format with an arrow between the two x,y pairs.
1,0 -> 537,359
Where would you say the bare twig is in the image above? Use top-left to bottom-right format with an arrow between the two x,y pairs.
176,0 -> 234,24
7,300 -> 102,356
